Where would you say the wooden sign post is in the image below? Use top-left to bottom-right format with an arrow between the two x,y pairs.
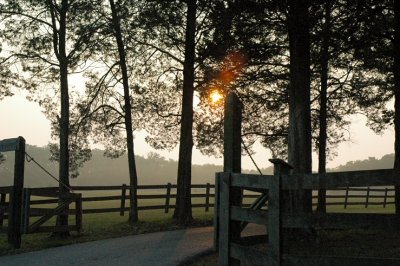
0,137 -> 25,248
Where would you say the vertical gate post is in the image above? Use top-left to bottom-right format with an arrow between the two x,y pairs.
216,92 -> 242,264
269,159 -> 292,266
7,137 -> 25,248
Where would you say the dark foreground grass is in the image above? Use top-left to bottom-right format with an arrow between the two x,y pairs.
0,211 -> 213,256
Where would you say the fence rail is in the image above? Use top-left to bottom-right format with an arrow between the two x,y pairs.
0,183 -> 396,223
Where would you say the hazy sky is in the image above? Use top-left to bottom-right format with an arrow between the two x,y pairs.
0,93 -> 394,171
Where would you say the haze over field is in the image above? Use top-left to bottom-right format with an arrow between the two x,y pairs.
0,144 -> 395,188
0,95 -> 395,173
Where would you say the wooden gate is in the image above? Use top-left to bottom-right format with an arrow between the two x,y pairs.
22,188 -> 82,234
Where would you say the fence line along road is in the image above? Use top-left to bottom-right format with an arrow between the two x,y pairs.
0,184 -> 396,220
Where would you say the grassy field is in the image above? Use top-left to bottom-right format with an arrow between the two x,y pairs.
0,209 -> 213,256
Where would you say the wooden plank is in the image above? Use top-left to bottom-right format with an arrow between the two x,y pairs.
283,254 -> 400,265
22,188 -> 30,234
137,194 -> 174,199
83,208 -> 123,214
29,208 -> 71,216
191,184 -> 214,188
230,173 -> 271,190
75,194 -> 82,234
282,213 -> 400,230
30,199 -> 58,205
164,183 -> 171,213
230,206 -> 268,225
0,193 -> 6,227
0,186 -> 13,193
79,196 -> 122,202
230,243 -> 269,265
281,169 -> 397,189
138,185 -> 174,190
29,190 -> 69,198
205,183 -> 210,212
29,198 -> 73,233
120,184 -> 127,216
71,185 -> 124,191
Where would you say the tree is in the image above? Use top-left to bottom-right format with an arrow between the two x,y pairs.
287,0 -> 312,212
0,0 -> 102,234
393,0 -> 400,214
173,0 -> 197,224
108,0 -> 139,223
195,0 -> 290,158
133,0 -> 215,224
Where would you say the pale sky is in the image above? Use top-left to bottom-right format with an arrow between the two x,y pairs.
0,93 -> 395,171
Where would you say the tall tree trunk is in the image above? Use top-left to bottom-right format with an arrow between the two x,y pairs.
393,0 -> 400,214
109,0 -> 139,224
173,0 -> 196,225
317,1 -> 332,214
287,0 -> 312,212
56,0 -> 70,234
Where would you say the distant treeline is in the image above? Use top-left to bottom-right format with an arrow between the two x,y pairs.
0,145 -> 394,187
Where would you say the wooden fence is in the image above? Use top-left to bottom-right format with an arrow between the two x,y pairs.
217,161 -> 400,265
0,183 -> 396,224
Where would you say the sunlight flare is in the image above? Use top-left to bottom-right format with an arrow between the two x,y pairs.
210,90 -> 224,104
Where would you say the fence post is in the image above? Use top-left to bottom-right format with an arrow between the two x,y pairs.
75,194 -> 82,234
120,184 -> 127,216
365,187 -> 370,208
165,183 -> 172,213
269,159 -> 292,266
0,192 -> 6,227
344,187 -> 349,209
215,92 -> 242,256
205,183 -> 210,212
384,187 -> 388,208
213,174 -> 220,251
218,173 -> 236,266
8,137 -> 25,249
22,188 -> 31,234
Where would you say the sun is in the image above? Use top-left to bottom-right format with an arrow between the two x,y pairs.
210,90 -> 224,104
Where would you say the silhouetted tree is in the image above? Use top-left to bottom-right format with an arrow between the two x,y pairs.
287,0 -> 312,211
109,0 -> 139,223
0,0 -> 102,234
393,0 -> 400,214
